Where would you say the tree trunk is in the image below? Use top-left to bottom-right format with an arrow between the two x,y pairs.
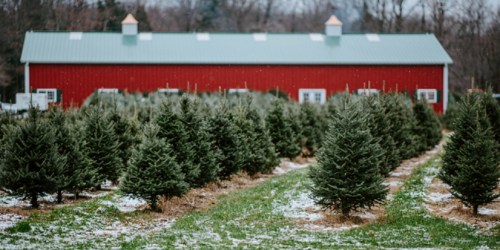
150,195 -> 158,211
30,192 -> 39,208
75,191 -> 80,200
473,204 -> 479,216
57,189 -> 63,204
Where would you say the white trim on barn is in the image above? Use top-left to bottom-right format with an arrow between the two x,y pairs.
24,62 -> 30,94
443,63 -> 449,112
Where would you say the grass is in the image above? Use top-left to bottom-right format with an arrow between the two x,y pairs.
1,154 -> 499,249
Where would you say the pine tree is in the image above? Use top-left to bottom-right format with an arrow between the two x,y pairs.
233,97 -> 278,176
155,100 -> 199,187
361,95 -> 399,176
309,102 -> 387,217
299,102 -> 323,156
381,93 -> 419,161
47,106 -> 96,203
0,107 -> 62,208
440,94 -> 500,215
177,95 -> 220,187
481,90 -> 500,149
108,106 -> 140,172
83,106 -> 122,187
266,99 -> 301,159
413,99 -> 442,152
121,124 -> 188,211
208,101 -> 242,179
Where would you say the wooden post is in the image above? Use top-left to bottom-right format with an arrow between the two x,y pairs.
194,83 -> 198,95
382,80 -> 386,92
187,81 -> 190,93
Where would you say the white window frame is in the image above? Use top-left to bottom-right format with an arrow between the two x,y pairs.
36,88 -> 57,102
357,88 -> 380,96
228,88 -> 249,94
97,88 -> 119,94
299,89 -> 326,104
416,89 -> 438,103
158,88 -> 180,93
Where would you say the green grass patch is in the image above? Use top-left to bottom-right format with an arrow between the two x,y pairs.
2,154 -> 499,249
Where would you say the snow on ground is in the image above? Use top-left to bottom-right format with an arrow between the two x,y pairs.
0,214 -> 25,231
0,193 -> 56,208
478,208 -> 498,216
273,189 -> 322,222
100,194 -> 148,212
426,192 -> 453,203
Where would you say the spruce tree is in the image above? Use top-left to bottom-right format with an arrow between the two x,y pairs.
299,102 -> 323,156
121,124 -> 188,211
208,101 -> 242,179
309,102 -> 387,217
361,95 -> 399,176
481,90 -> 500,149
266,99 -> 301,159
0,107 -> 62,208
440,95 -> 500,215
47,106 -> 96,203
83,106 -> 122,187
381,93 -> 419,161
413,99 -> 442,152
155,100 -> 199,187
177,95 -> 220,187
108,106 -> 140,171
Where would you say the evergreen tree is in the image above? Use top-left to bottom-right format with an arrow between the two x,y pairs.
309,102 -> 387,217
83,106 -> 122,187
361,95 -> 399,176
440,95 -> 500,215
299,102 -> 323,156
413,99 -> 442,152
208,101 -> 242,179
266,99 -> 301,159
233,97 -> 278,176
108,106 -> 140,172
481,90 -> 500,149
47,106 -> 96,203
0,107 -> 62,208
155,100 -> 199,187
121,124 -> 188,211
177,95 -> 220,187
381,93 -> 419,161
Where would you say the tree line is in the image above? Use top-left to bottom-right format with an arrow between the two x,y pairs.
0,90 -> 448,211
0,0 -> 499,103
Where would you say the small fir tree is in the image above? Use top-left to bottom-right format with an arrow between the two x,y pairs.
299,102 -> 324,156
208,102 -> 242,179
361,95 -> 399,176
155,100 -> 199,187
83,106 -> 122,187
266,99 -> 301,159
108,105 -> 140,172
481,90 -> 500,149
121,124 -> 188,211
413,99 -> 442,152
440,94 -> 500,215
47,106 -> 96,203
0,107 -> 62,208
309,102 -> 387,217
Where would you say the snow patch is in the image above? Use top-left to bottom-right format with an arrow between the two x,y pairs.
0,193 -> 55,208
478,208 -> 498,215
273,190 -> 322,221
0,214 -> 25,231
100,195 -> 147,212
273,167 -> 286,175
426,192 -> 452,203
383,181 -> 401,187
284,161 -> 309,169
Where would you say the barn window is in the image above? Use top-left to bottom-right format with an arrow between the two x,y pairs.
36,88 -> 58,102
97,88 -> 119,94
228,88 -> 249,94
416,89 -> 438,103
299,89 -> 326,104
357,89 -> 380,96
158,88 -> 180,93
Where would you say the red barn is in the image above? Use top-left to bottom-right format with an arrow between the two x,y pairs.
21,14 -> 452,113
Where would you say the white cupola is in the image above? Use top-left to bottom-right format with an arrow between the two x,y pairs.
325,15 -> 342,37
122,13 -> 138,36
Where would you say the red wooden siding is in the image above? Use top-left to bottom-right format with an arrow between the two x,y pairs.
29,64 -> 444,113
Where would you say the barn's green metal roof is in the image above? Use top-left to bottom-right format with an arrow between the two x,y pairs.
21,32 -> 453,65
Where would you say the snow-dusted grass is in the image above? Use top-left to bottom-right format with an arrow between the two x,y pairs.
1,154 -> 498,249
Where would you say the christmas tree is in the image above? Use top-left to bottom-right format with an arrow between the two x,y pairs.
299,102 -> 324,156
121,124 -> 188,211
108,105 -> 140,172
83,106 -> 122,187
309,101 -> 387,217
361,95 -> 399,176
412,99 -> 442,152
207,101 -> 242,179
440,94 -> 500,215
266,99 -> 301,159
0,107 -> 62,208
